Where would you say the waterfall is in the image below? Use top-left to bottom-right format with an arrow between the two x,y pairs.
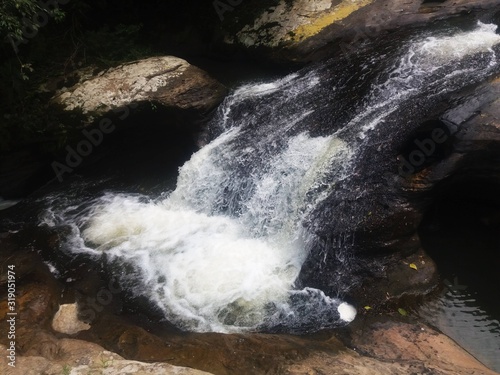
40,22 -> 500,333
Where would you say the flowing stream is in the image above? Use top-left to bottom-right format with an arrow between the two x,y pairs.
39,22 -> 500,334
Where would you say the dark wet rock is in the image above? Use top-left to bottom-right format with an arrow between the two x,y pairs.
0,149 -> 53,199
2,56 -> 224,198
299,71 -> 500,306
84,316 -> 323,374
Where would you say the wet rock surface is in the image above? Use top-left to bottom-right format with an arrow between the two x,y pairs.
298,66 -> 500,304
285,319 -> 499,375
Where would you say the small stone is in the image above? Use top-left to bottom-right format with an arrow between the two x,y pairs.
52,303 -> 91,335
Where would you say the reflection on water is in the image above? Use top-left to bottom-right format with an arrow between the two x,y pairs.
418,281 -> 500,372
0,197 -> 19,211
418,179 -> 500,372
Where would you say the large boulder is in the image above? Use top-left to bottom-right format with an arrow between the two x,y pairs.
51,56 -> 227,122
220,0 -> 500,62
0,57 -> 227,198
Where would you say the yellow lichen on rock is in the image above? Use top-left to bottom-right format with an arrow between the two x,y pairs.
291,0 -> 373,42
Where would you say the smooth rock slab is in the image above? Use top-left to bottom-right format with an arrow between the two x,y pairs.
0,339 -> 213,375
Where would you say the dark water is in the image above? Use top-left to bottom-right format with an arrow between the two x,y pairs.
418,183 -> 500,372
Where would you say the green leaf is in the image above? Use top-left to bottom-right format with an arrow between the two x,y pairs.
398,308 -> 408,316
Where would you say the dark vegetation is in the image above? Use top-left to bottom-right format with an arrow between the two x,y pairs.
0,0 -> 222,154
0,1 -> 292,199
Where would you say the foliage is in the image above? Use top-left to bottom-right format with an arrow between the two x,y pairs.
82,23 -> 150,67
1,0 -> 44,41
61,364 -> 71,375
0,0 -> 226,154
0,0 -> 154,153
0,0 -> 65,46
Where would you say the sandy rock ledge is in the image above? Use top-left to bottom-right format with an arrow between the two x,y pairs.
0,339 -> 213,375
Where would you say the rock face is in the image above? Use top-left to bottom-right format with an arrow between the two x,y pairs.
225,0 -> 372,48
417,75 -> 500,189
222,0 -> 500,61
1,329 -> 496,375
0,340 -> 214,375
349,321 -> 497,375
299,65 -> 500,305
52,56 -> 227,121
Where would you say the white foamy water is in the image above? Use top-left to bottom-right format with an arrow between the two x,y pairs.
83,196 -> 301,331
412,22 -> 500,67
220,70 -> 320,131
78,130 -> 353,332
357,22 -> 500,136
40,70 -> 355,332
40,22 -> 500,333
0,197 -> 19,211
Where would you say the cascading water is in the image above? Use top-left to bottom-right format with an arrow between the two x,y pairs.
40,22 -> 500,333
